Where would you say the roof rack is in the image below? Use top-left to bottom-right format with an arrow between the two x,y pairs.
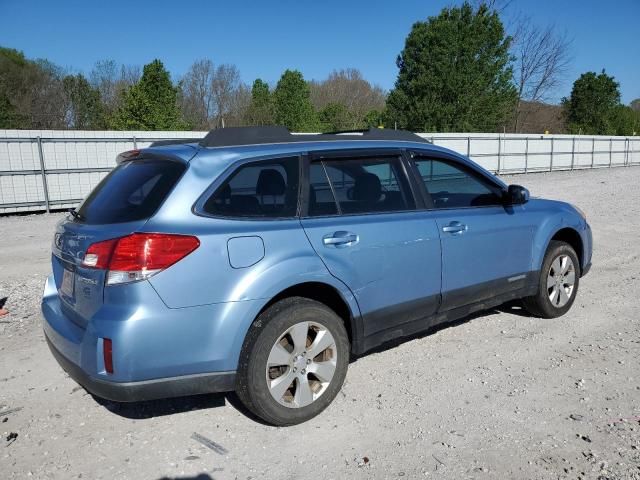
149,138 -> 202,147
199,126 -> 430,148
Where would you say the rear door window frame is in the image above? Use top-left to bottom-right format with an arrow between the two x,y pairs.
193,153 -> 304,221
300,148 -> 422,218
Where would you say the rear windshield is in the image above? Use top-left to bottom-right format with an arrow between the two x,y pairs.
77,159 -> 185,224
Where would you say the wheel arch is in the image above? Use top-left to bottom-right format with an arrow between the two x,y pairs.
535,226 -> 584,275
255,281 -> 361,352
550,227 -> 584,271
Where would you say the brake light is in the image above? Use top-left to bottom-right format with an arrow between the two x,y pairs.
82,233 -> 200,285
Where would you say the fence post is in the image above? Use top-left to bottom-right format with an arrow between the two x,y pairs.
36,136 -> 50,213
133,135 -> 137,149
497,135 -> 501,174
524,137 -> 529,173
466,136 -> 471,157
549,137 -> 554,172
570,137 -> 575,170
609,138 -> 613,167
591,137 -> 595,168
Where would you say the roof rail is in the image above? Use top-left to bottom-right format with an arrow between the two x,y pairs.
149,138 -> 202,147
199,126 -> 430,147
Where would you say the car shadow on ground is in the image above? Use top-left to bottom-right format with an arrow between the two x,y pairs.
158,475 -> 214,480
356,299 -> 533,358
93,393 -> 226,420
94,300 -> 533,422
93,388 -> 273,425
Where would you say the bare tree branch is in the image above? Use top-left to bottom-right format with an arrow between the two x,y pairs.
511,15 -> 572,131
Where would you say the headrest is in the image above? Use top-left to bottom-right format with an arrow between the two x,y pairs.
353,173 -> 381,203
256,169 -> 286,196
218,183 -> 232,199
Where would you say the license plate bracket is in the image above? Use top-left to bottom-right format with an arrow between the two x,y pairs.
60,268 -> 75,298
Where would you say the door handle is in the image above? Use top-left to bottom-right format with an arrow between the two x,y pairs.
442,222 -> 468,234
322,231 -> 359,248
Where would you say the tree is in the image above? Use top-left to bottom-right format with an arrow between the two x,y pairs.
210,64 -> 243,128
112,59 -> 185,130
179,59 -> 215,129
610,105 -> 640,136
0,48 -> 68,129
179,59 -> 249,129
245,79 -> 274,125
387,2 -> 517,132
273,70 -> 317,132
309,69 -> 386,129
318,103 -> 351,132
0,47 -> 29,128
564,70 -> 621,135
631,99 -> 640,112
90,60 -> 140,118
511,17 -> 571,131
62,74 -> 106,129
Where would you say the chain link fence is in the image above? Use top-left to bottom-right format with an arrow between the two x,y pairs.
0,130 -> 638,214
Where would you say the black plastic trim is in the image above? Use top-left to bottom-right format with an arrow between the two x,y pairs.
200,126 -> 430,148
46,335 -> 236,402
356,280 -> 538,354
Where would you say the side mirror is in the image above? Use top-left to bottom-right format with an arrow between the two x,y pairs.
505,184 -> 530,205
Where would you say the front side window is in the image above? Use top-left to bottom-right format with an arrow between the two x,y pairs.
203,156 -> 299,217
414,158 -> 503,208
308,156 -> 413,216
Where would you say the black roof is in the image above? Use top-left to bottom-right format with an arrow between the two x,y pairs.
198,126 -> 430,148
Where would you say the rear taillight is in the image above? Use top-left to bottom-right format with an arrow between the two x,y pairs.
82,233 -> 200,285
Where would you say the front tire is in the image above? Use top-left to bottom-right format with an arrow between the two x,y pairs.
523,240 -> 580,318
236,297 -> 350,426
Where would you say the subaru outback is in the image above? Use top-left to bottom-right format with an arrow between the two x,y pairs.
42,127 -> 593,425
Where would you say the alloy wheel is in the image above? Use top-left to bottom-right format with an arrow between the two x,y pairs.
547,254 -> 576,308
265,321 -> 337,408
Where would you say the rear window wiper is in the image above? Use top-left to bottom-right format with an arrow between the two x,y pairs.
68,208 -> 84,221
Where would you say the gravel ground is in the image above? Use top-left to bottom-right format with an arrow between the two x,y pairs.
1,167 -> 639,480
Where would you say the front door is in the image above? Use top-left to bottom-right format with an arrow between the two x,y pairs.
300,151 -> 442,338
411,156 -> 535,311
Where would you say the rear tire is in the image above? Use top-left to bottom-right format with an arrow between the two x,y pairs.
236,297 -> 350,426
523,240 -> 580,318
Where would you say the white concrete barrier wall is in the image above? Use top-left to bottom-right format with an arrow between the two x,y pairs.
0,130 -> 638,213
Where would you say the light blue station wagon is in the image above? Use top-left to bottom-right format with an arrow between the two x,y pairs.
42,127 -> 592,425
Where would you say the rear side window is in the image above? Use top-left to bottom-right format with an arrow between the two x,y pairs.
414,158 -> 502,208
308,156 -> 413,216
203,156 -> 299,218
77,160 -> 185,224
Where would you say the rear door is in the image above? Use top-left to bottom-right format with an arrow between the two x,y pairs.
300,150 -> 441,339
409,154 -> 535,311
52,158 -> 185,327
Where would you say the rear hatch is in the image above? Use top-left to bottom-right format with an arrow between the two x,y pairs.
52,157 -> 186,328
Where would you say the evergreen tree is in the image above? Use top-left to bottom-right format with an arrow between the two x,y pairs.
246,78 -> 274,125
318,103 -> 351,132
273,70 -> 317,132
62,74 -> 106,129
112,59 -> 185,130
387,2 -> 517,132
564,71 -> 622,135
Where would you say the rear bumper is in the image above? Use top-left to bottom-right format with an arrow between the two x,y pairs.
40,273 -> 264,402
46,335 -> 235,402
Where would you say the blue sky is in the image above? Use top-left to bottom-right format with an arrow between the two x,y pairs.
0,0 -> 638,104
